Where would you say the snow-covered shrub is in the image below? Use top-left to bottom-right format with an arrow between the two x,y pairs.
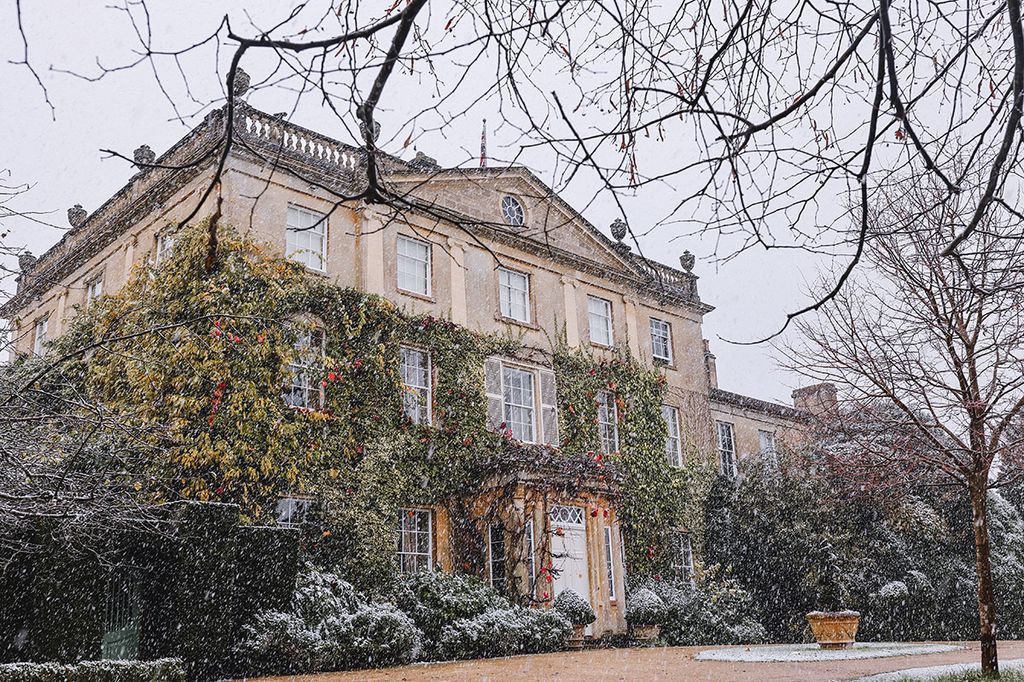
0,658 -> 184,681
552,589 -> 595,627
234,565 -> 422,675
624,588 -> 664,627
392,571 -> 509,653
645,576 -> 768,646
434,607 -> 571,660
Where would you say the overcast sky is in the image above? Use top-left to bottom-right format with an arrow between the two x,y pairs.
0,2 -> 833,404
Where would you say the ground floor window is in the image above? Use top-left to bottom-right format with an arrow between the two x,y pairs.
524,518 -> 537,590
276,497 -> 313,527
397,508 -> 433,574
673,532 -> 695,582
488,524 -> 506,591
604,525 -> 616,600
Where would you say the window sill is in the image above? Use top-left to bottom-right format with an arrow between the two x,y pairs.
397,287 -> 436,304
495,314 -> 540,331
653,358 -> 676,370
589,341 -> 615,351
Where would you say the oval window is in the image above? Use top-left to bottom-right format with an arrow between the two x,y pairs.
501,195 -> 525,227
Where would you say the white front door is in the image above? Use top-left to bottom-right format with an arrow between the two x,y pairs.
549,504 -> 592,631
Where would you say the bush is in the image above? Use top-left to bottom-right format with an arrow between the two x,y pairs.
553,589 -> 596,627
624,588 -> 663,627
234,565 -> 422,675
0,658 -> 184,682
392,571 -> 509,654
644,576 -> 767,646
435,607 -> 571,660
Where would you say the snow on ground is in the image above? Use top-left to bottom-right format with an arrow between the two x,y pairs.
694,643 -> 963,663
855,657 -> 1024,681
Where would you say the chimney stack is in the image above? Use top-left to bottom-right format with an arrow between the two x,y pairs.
792,383 -> 838,416
703,339 -> 718,389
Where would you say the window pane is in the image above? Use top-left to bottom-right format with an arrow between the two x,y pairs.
286,206 -> 326,271
662,405 -> 682,467
397,236 -> 430,295
401,347 -> 431,424
717,422 -> 736,478
650,318 -> 672,361
499,268 -> 530,322
588,296 -> 613,346
597,391 -> 619,453
604,526 -> 616,600
397,508 -> 432,574
284,329 -> 322,409
502,367 -> 535,442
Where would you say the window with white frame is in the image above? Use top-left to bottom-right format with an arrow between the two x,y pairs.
85,275 -> 104,306
596,390 -> 619,453
716,421 -> 737,478
33,316 -> 49,355
663,405 -> 683,467
650,318 -> 673,363
524,518 -> 536,588
397,508 -> 432,574
501,195 -> 525,227
498,268 -> 530,323
276,497 -> 313,527
759,429 -> 777,454
283,328 -> 323,409
285,205 -> 327,271
604,526 -> 616,600
502,366 -> 536,442
488,524 -> 506,590
155,231 -> 176,264
396,235 -> 431,296
673,532 -> 695,582
400,347 -> 431,424
587,296 -> 614,346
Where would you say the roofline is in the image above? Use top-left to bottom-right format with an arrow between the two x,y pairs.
709,386 -> 808,422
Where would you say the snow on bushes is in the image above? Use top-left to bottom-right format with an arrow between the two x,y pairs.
435,607 -> 572,660
0,658 -> 184,682
553,589 -> 596,627
640,575 -> 768,646
624,587 -> 664,627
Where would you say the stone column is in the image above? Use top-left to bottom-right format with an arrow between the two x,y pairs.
124,236 -> 136,281
55,291 -> 68,336
447,236 -> 468,325
623,295 -> 642,358
561,275 -> 580,347
360,207 -> 386,295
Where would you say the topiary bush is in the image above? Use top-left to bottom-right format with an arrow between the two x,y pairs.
434,607 -> 571,660
391,571 -> 510,655
552,589 -> 596,627
643,575 -> 768,646
0,658 -> 184,682
625,587 -> 664,627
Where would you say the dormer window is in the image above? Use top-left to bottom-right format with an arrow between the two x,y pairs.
501,196 -> 525,227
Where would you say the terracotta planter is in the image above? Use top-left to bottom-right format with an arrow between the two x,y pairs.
632,623 -> 661,641
806,611 -> 860,649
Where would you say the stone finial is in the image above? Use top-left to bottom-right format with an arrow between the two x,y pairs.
610,218 -> 627,242
18,251 -> 36,272
410,151 -> 440,171
133,144 -> 155,167
679,250 -> 695,272
68,204 -> 87,227
358,120 -> 381,143
232,67 -> 251,97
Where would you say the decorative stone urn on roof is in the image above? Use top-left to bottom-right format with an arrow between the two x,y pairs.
67,204 -> 87,227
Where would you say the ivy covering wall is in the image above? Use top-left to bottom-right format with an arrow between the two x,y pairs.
48,221 -> 715,590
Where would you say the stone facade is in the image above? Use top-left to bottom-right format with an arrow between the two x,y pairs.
2,104 -> 813,637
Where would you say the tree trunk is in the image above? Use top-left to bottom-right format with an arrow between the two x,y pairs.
968,477 -> 999,675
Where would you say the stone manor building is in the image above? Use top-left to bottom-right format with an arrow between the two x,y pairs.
1,102 -> 820,637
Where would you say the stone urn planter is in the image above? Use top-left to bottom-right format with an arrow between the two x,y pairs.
569,624 -> 586,649
806,610 -> 861,649
632,623 -> 661,641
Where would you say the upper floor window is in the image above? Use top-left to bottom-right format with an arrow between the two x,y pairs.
498,268 -> 530,323
276,497 -> 313,527
502,366 -> 536,442
400,346 -> 431,425
588,296 -> 614,346
716,421 -> 737,479
283,328 -> 324,410
33,316 -> 49,355
663,405 -> 683,467
759,429 -> 776,454
155,231 -> 176,264
85,275 -> 104,306
596,390 -> 620,453
396,235 -> 431,296
673,532 -> 695,582
286,205 -> 327,272
397,508 -> 433,574
650,318 -> 673,363
501,195 -> 525,227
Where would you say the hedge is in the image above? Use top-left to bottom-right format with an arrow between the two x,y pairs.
0,658 -> 184,682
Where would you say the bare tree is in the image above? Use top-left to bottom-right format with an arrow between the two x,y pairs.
789,168 -> 1024,674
